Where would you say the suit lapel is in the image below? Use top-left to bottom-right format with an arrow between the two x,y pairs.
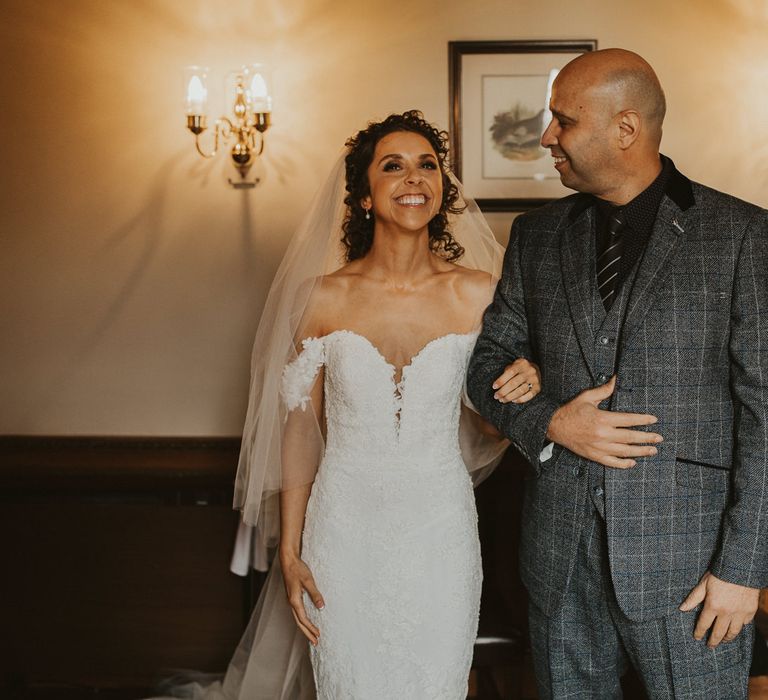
560,207 -> 599,382
619,195 -> 691,349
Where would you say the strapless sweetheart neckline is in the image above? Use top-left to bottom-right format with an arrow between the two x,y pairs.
308,329 -> 478,384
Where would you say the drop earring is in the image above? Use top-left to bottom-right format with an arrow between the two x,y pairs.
364,208 -> 371,220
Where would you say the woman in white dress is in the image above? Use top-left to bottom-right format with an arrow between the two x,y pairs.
272,111 -> 540,698
154,111 -> 540,700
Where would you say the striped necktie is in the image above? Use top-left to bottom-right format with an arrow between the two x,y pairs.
596,211 -> 625,310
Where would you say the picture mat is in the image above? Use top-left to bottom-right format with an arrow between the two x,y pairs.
481,74 -> 552,180
460,52 -> 583,200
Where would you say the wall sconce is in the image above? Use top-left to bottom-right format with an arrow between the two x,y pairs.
184,64 -> 272,189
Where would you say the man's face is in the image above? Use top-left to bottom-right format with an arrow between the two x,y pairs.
540,71 -> 617,196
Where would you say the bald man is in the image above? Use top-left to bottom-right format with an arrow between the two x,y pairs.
468,48 -> 767,698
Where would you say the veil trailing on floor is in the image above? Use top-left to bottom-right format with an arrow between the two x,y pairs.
149,151 -> 508,699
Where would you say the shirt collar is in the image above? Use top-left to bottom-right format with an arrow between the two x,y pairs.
567,155 -> 692,223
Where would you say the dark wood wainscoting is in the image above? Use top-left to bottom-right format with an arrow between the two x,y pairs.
4,437 -> 762,699
0,436 -> 249,697
0,436 -> 537,698
0,436 -> 538,699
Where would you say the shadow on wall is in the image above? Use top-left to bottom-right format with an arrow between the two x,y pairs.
17,154 -> 183,427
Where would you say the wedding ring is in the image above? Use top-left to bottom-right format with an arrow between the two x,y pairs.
527,383 -> 533,390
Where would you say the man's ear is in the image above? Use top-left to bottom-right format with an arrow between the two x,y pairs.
617,110 -> 641,150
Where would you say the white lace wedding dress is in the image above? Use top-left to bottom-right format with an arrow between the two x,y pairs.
282,329 -> 483,700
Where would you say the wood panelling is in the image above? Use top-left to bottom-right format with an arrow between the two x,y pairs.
0,437 -> 245,692
1,437 -> 765,698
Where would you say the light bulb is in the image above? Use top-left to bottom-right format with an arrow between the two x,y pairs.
248,72 -> 271,113
250,74 -> 268,98
187,75 -> 207,114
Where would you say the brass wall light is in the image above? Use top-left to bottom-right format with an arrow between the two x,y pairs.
184,64 -> 272,189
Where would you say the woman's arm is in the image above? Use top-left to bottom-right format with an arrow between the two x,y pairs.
466,359 -> 541,438
280,482 -> 323,645
279,361 -> 326,645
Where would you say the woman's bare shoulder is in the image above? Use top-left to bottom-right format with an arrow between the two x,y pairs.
297,266 -> 358,338
449,265 -> 496,303
452,265 -> 495,286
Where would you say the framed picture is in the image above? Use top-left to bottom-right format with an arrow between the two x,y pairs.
449,40 -> 597,212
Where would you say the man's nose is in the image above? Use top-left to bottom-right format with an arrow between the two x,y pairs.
540,118 -> 557,148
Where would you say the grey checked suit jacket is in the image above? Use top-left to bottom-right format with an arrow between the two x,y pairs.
467,164 -> 768,622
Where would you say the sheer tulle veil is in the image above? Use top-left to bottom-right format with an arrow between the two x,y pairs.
231,155 -> 350,572
149,151 -> 508,699
231,151 -> 507,575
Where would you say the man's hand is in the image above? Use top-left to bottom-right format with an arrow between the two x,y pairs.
680,571 -> 760,648
546,376 -> 662,468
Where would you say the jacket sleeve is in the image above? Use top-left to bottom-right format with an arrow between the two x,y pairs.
467,216 -> 560,473
710,210 -> 768,589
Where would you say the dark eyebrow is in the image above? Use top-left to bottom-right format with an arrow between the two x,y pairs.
551,109 -> 576,124
377,153 -> 437,165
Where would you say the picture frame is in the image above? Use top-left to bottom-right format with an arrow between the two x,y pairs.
449,40 -> 597,212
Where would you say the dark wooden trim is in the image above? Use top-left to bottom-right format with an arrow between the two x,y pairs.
0,435 -> 241,494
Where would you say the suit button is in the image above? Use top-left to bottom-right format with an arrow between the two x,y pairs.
599,335 -> 609,345
597,373 -> 608,383
593,486 -> 604,497
572,466 -> 581,477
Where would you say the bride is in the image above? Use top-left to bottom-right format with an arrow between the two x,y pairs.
157,111 -> 540,700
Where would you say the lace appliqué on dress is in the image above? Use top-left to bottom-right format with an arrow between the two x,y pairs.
300,330 -> 482,699
280,337 -> 325,412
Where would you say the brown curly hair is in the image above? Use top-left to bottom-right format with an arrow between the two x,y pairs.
341,110 -> 465,262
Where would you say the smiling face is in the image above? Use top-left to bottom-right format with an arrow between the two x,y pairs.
362,130 -> 443,232
540,69 -> 619,197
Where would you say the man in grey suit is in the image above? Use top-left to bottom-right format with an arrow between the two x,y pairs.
467,48 -> 768,697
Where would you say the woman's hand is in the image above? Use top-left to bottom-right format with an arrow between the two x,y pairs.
281,553 -> 325,645
492,358 -> 541,404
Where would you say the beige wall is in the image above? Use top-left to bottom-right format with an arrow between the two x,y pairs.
1,0 -> 767,435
